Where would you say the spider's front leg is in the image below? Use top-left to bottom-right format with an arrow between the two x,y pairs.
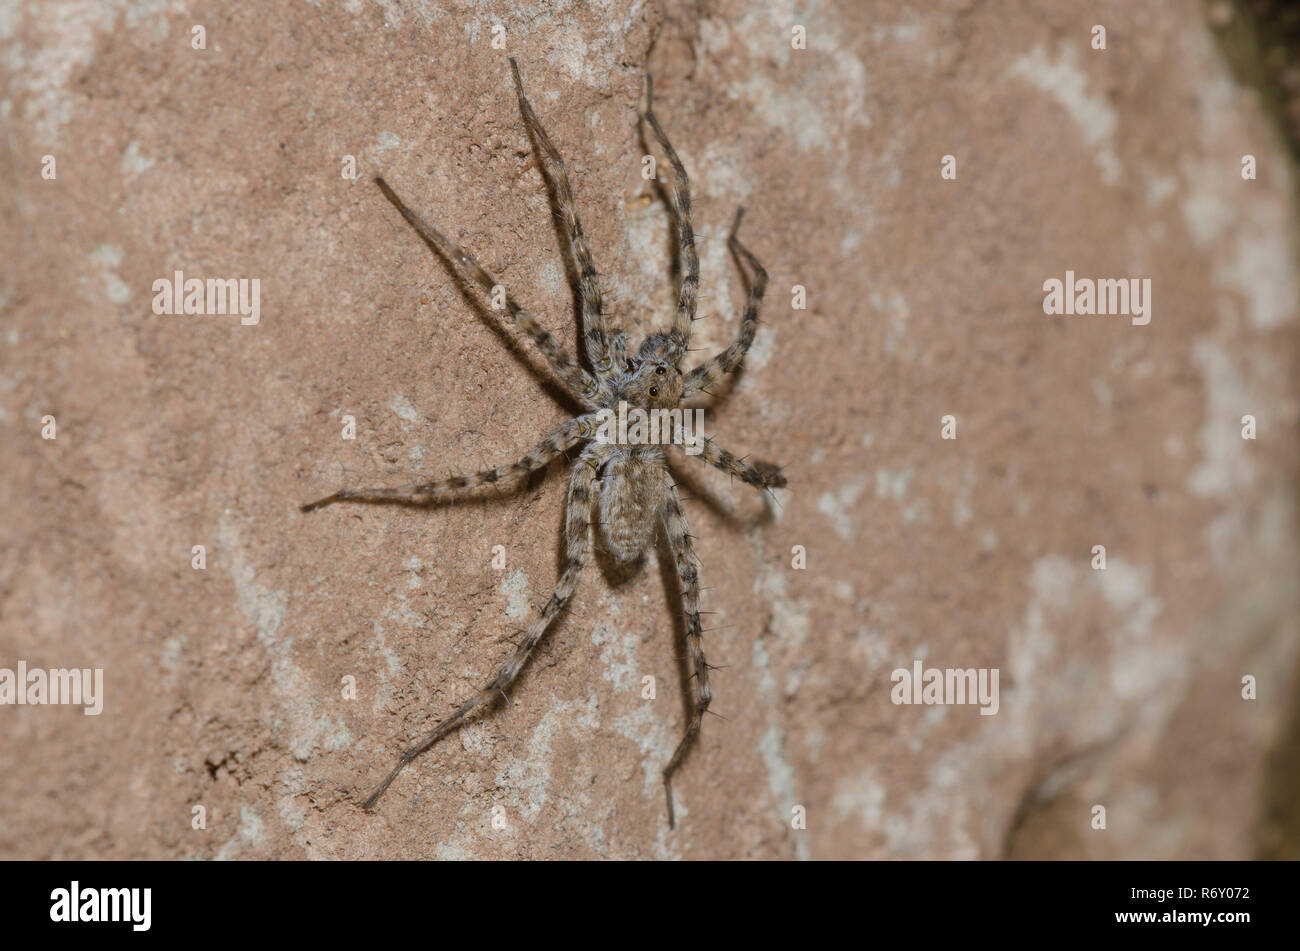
300,414 -> 597,511
362,447 -> 600,809
372,175 -> 603,406
642,75 -> 699,368
509,59 -> 624,380
681,207 -> 768,401
660,473 -> 711,827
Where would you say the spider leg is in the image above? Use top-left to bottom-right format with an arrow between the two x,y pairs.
301,414 -> 597,511
363,451 -> 598,809
687,435 -> 786,490
681,207 -> 768,400
642,75 -> 699,369
660,474 -> 709,828
373,175 -> 602,405
509,59 -> 620,381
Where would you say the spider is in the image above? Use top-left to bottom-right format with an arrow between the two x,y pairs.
302,58 -> 785,827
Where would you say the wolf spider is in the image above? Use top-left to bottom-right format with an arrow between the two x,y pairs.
303,59 -> 785,827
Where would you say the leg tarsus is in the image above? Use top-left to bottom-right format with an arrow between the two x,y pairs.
663,719 -> 701,829
300,493 -> 340,513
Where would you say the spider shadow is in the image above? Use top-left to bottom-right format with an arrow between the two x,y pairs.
655,454 -> 781,735
568,452 -> 780,594
568,459 -> 779,763
549,492 -> 695,738
666,450 -> 782,531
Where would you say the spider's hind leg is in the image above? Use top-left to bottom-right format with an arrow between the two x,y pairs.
362,450 -> 599,809
659,473 -> 711,827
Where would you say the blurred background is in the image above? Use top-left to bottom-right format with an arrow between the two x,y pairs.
2,0 -> 1297,858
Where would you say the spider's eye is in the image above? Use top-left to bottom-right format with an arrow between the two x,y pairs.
649,387 -> 659,397
655,366 -> 666,375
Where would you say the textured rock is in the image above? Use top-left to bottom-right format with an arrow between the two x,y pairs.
2,0 -> 1297,859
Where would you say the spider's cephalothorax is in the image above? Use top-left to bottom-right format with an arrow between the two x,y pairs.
303,59 -> 785,827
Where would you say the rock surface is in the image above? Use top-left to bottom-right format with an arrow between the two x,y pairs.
2,0 -> 1297,859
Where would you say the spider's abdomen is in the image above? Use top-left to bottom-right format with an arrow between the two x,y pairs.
598,449 -> 665,562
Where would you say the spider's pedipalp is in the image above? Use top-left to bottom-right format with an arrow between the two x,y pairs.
681,207 -> 768,401
660,474 -> 710,828
610,329 -> 630,373
372,175 -> 602,406
509,59 -> 619,382
642,75 -> 699,369
301,414 -> 597,511
363,448 -> 599,809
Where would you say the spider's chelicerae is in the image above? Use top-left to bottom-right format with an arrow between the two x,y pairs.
303,59 -> 785,826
